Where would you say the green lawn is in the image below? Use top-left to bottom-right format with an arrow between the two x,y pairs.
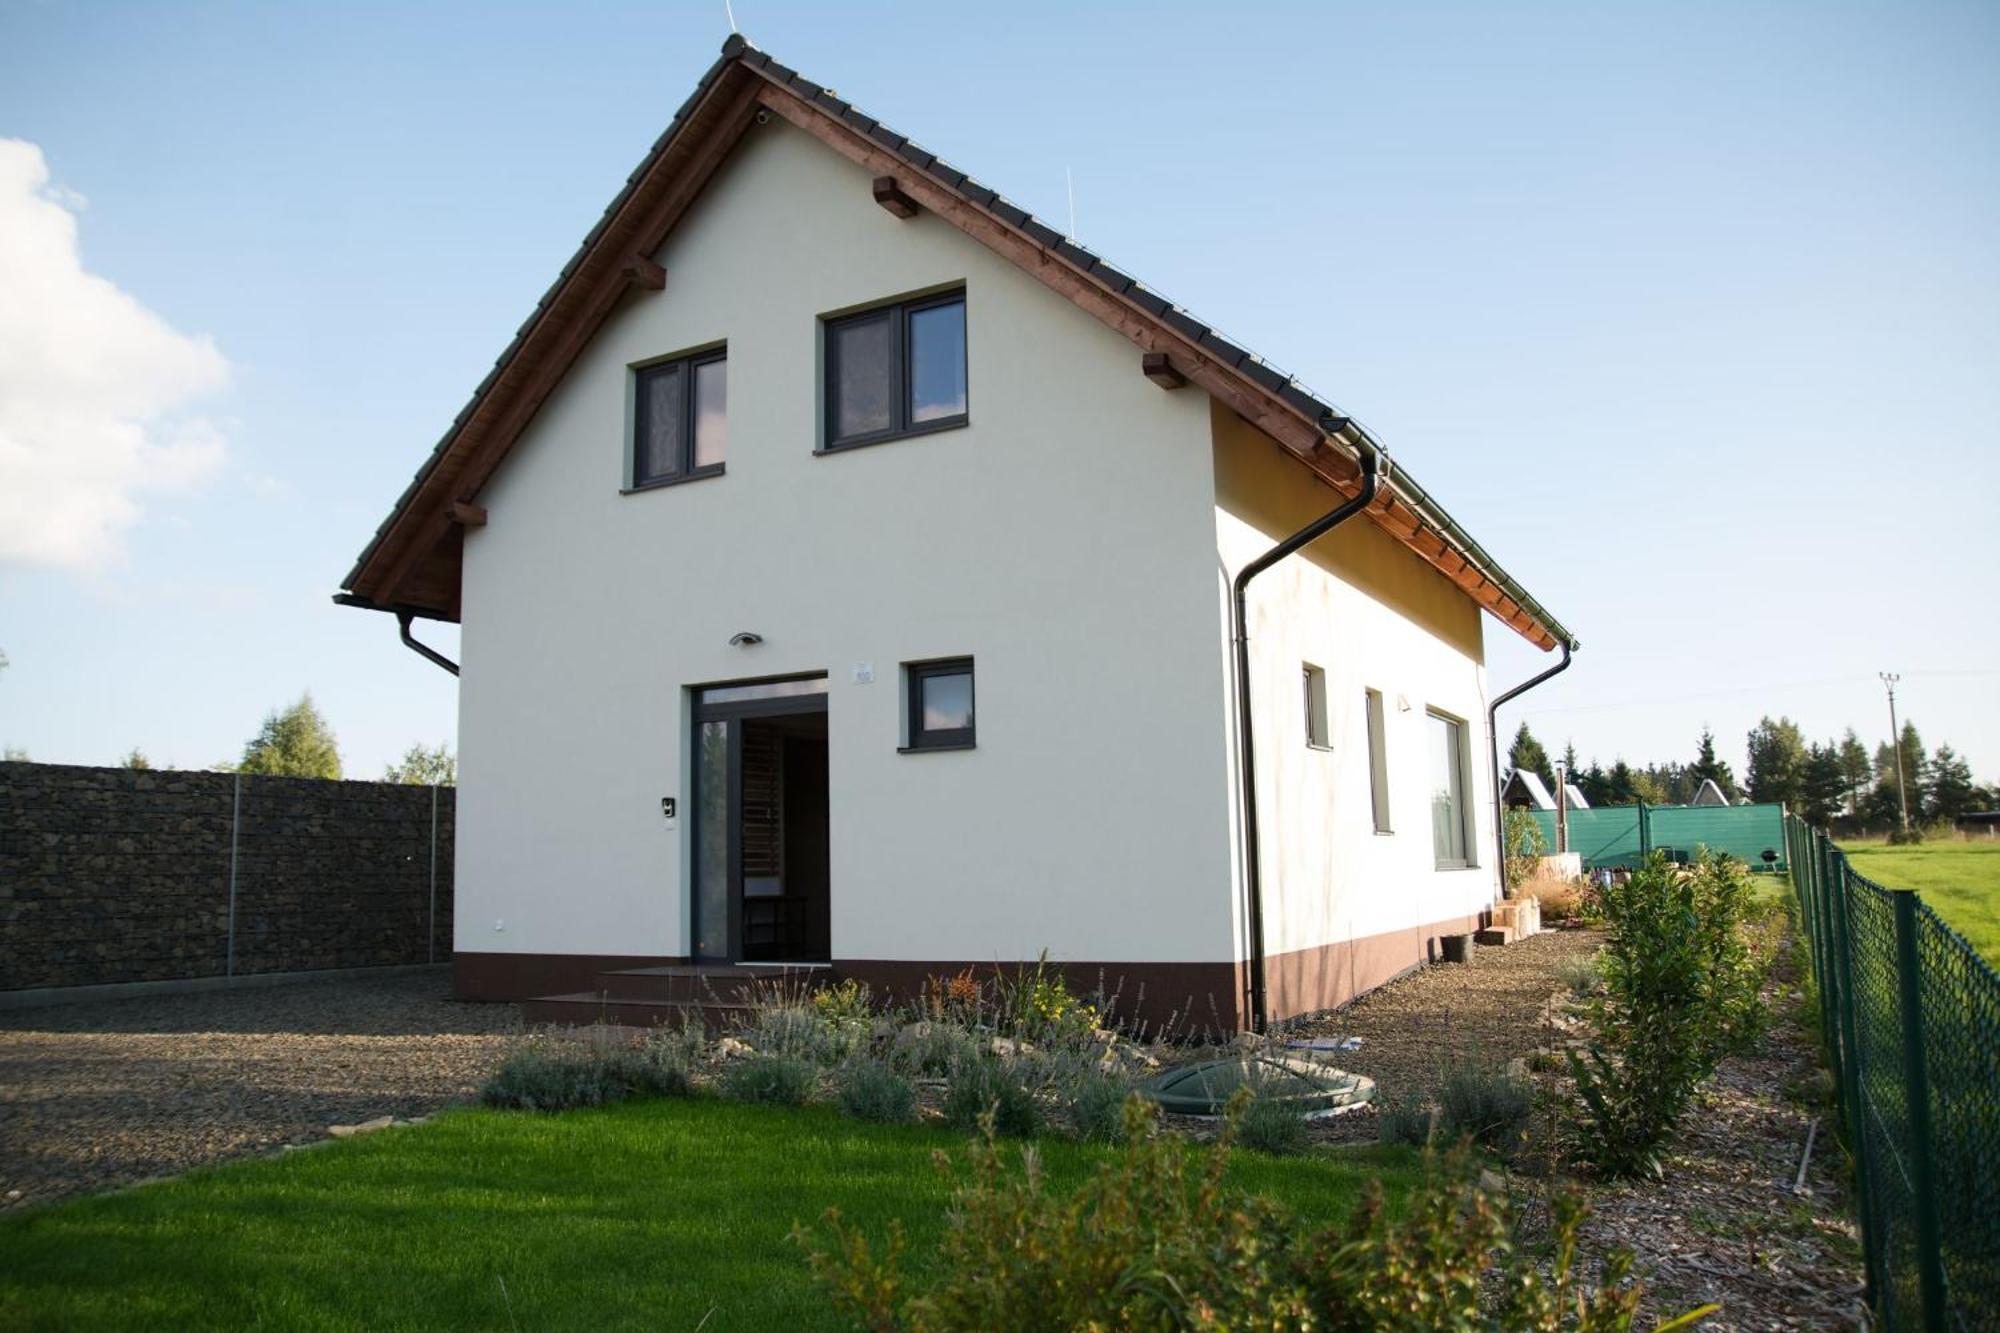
0,1097 -> 1420,1332
1840,839 -> 2000,963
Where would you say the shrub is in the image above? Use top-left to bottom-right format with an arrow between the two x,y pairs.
1556,951 -> 1603,997
1567,849 -> 1770,1176
889,1020 -> 982,1078
1234,1090 -> 1310,1156
943,1057 -> 1042,1138
922,968 -> 987,1025
481,1030 -> 705,1112
811,978 -> 874,1028
722,1053 -> 817,1106
1374,1062 -> 1533,1154
1437,1060 -> 1534,1153
481,1042 -> 617,1111
798,1093 -> 1693,1331
1375,1090 -> 1437,1148
599,1028 -> 703,1099
1053,1070 -> 1131,1143
837,1057 -> 918,1124
1537,876 -> 1594,922
1504,808 -> 1548,893
993,951 -> 1100,1042
745,1003 -> 848,1065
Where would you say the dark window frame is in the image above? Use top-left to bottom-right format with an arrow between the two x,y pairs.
820,289 -> 968,454
1428,707 -> 1474,870
1364,688 -> 1393,834
1303,663 -> 1330,751
901,657 -> 975,753
628,344 -> 727,492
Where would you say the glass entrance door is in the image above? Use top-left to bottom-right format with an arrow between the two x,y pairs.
689,676 -> 830,963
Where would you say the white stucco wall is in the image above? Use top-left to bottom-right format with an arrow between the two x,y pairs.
1211,408 -> 1504,966
455,118 -> 1233,967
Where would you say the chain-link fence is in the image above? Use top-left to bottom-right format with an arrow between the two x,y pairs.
1786,814 -> 2000,1332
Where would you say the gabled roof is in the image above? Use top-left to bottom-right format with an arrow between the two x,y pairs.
1502,770 -> 1556,810
338,35 -> 1574,652
1689,778 -> 1730,806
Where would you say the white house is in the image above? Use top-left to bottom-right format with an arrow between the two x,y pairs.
337,37 -> 1576,1031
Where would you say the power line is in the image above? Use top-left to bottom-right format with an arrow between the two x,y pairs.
1512,667 -> 1999,718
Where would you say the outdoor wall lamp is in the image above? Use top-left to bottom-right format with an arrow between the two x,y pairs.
729,631 -> 763,647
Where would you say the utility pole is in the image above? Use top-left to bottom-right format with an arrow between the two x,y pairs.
1881,672 -> 1910,835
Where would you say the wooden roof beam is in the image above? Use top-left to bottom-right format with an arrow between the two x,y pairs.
871,176 -> 919,218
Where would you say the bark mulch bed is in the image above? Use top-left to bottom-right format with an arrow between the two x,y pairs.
0,970 -> 519,1211
1270,925 -> 1863,1327
1528,938 -> 1867,1331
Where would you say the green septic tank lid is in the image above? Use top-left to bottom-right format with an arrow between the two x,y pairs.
1137,1054 -> 1375,1118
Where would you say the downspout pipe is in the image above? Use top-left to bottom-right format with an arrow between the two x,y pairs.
1234,441 -> 1382,1034
1487,639 -> 1574,888
397,611 -> 460,677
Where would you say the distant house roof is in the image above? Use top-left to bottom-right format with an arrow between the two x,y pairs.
334,35 -> 1574,656
1689,778 -> 1730,807
1502,771 -> 1556,810
1564,783 -> 1590,810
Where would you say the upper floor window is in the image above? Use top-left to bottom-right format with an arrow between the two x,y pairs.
823,290 -> 967,451
631,347 -> 726,488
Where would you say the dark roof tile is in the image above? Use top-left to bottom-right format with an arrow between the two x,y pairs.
1238,357 -> 1289,393
1277,381 -> 1328,419
1161,307 -> 1208,342
1022,218 -> 1065,249
1053,239 -> 1095,269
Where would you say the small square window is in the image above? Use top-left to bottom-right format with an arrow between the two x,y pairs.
631,346 -> 725,488
1303,664 -> 1329,750
824,291 -> 967,451
903,658 -> 975,751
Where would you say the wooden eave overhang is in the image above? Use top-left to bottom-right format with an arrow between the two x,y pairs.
339,35 -> 1574,653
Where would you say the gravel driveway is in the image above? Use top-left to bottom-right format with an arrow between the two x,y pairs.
0,970 -> 519,1210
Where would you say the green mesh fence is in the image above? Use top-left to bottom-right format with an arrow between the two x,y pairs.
1527,802 -> 1787,871
1787,813 -> 2000,1331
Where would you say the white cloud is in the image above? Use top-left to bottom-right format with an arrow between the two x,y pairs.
0,139 -> 228,571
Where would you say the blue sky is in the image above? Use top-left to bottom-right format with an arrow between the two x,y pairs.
1,1 -> 1994,782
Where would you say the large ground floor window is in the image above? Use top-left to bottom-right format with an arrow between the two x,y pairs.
1429,709 -> 1471,868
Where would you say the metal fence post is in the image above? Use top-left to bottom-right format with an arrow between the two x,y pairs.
227,773 -> 242,979
1826,837 -> 1880,1308
1892,888 -> 1949,1331
428,783 -> 439,966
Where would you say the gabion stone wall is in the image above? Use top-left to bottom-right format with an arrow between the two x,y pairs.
0,762 -> 454,992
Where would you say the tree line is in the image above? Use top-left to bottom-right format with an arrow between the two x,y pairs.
1506,717 -> 1991,830
3,691 -> 455,786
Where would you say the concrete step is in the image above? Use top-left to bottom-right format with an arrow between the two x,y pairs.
519,992 -> 757,1031
593,963 -> 831,1004
1473,926 -> 1515,947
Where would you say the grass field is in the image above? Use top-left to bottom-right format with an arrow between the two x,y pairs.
1839,839 -> 2000,964
0,1097 -> 1421,1332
